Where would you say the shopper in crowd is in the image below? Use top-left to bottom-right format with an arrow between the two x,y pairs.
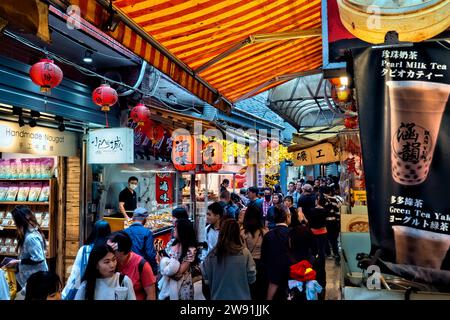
308,194 -> 329,299
295,181 -> 303,195
266,193 -> 283,230
239,188 -> 250,206
108,231 -> 156,300
25,271 -> 62,300
237,207 -> 246,229
220,191 -> 239,220
202,218 -> 256,300
262,188 -> 272,222
323,188 -> 341,264
261,206 -> 292,300
5,205 -> 48,293
286,197 -> 307,228
124,207 -> 157,274
241,205 -> 268,300
118,176 -> 139,219
286,182 -> 299,208
273,184 -> 283,195
220,179 -> 230,193
247,186 -> 262,210
75,242 -> 135,300
62,219 -> 111,300
230,192 -> 245,211
204,202 -> 224,258
163,218 -> 198,300
171,206 -> 189,226
298,184 -> 316,220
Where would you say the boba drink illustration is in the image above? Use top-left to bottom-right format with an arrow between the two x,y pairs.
387,81 -> 450,185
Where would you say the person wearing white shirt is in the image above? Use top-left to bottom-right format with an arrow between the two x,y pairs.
75,243 -> 135,300
62,220 -> 111,300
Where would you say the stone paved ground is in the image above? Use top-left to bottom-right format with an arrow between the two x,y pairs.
325,258 -> 342,300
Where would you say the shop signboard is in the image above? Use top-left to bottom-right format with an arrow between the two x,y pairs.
352,189 -> 367,202
0,120 -> 78,156
352,42 -> 450,274
293,142 -> 339,166
87,128 -> 134,164
155,173 -> 173,204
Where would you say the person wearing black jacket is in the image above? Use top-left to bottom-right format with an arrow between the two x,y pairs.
260,206 -> 292,300
307,195 -> 329,299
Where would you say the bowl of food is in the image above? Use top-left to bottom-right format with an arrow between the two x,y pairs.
348,218 -> 369,232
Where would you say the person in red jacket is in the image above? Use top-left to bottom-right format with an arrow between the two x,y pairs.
108,231 -> 156,300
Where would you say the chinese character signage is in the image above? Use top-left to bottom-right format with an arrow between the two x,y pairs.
293,142 -> 339,166
352,42 -> 450,273
87,128 -> 134,164
155,173 -> 173,204
0,120 -> 78,156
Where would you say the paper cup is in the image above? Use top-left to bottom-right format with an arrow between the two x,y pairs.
392,225 -> 450,269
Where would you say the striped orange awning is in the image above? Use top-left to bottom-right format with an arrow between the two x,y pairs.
66,0 -> 322,112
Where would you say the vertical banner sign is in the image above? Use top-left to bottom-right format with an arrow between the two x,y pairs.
155,173 -> 173,204
352,42 -> 450,275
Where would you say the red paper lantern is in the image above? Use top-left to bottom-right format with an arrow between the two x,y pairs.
344,116 -> 358,129
92,84 -> 118,112
29,59 -> 63,93
202,141 -> 223,172
260,139 -> 269,149
130,103 -> 151,125
269,140 -> 279,148
172,135 -> 196,171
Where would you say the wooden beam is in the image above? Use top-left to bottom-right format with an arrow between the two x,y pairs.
253,29 -> 322,42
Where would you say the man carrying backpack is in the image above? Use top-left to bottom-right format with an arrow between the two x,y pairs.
108,231 -> 156,300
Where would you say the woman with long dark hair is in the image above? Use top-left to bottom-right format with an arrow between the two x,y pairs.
241,205 -> 268,300
163,218 -> 198,300
62,220 -> 111,299
202,218 -> 256,300
74,243 -> 135,300
5,205 -> 48,291
266,193 -> 283,230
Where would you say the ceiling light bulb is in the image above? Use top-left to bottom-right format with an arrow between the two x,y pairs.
339,76 -> 349,86
83,51 -> 93,63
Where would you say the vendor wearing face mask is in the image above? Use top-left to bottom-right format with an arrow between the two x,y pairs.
118,176 -> 139,219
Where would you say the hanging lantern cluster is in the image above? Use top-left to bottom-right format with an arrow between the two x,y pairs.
29,58 -> 63,93
329,77 -> 359,128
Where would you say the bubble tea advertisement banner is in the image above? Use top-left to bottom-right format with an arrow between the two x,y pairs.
352,42 -> 450,273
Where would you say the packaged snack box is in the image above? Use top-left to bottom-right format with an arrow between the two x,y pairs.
0,182 -> 9,201
38,182 -> 50,202
29,159 -> 37,179
17,182 -> 30,201
28,182 -> 42,202
6,183 -> 19,201
20,159 -> 31,179
9,159 -> 19,179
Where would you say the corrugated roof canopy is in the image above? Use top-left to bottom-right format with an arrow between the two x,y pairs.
65,0 -> 322,112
